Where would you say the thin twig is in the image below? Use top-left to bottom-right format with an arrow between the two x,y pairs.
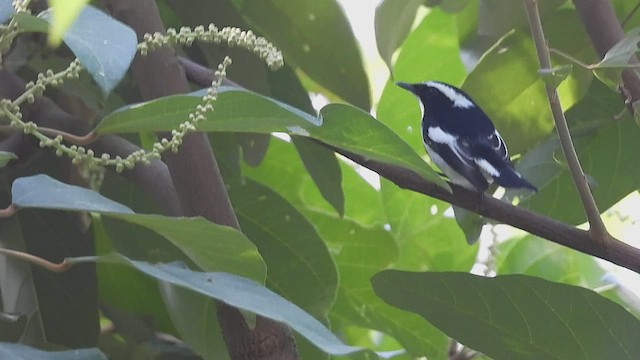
0,125 -> 97,146
0,204 -> 17,217
523,0 -> 609,245
0,248 -> 72,272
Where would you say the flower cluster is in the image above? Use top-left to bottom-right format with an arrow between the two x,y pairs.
138,24 -> 284,70
0,16 -> 283,173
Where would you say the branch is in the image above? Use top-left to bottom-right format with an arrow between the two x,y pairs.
523,0 -> 609,244
324,143 -> 640,273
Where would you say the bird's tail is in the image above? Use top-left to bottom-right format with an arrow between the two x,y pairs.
493,165 -> 537,192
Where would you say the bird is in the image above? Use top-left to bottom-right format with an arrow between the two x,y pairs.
396,81 -> 537,193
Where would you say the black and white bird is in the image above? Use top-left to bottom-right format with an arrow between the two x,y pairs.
396,81 -> 537,193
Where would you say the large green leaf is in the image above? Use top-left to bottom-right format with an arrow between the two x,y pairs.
109,214 -> 266,283
157,283 -> 229,360
11,174 -> 132,214
308,211 -> 448,359
380,179 -> 477,271
0,342 -> 106,360
71,254 -> 363,356
95,87 -> 320,135
372,271 -> 640,360
233,0 -> 370,109
11,174 -> 266,282
40,5 -> 137,94
462,31 -> 554,155
512,82 -> 640,224
374,0 -> 423,69
497,235 -> 605,286
229,179 -> 338,320
292,136 -> 344,216
96,89 -> 445,187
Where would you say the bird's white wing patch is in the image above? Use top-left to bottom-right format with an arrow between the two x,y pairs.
474,158 -> 500,177
425,82 -> 474,109
427,126 -> 473,165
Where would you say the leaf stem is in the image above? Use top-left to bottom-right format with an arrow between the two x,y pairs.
0,248 -> 72,272
523,0 -> 609,244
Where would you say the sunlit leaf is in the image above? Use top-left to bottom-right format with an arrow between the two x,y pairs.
40,5 -> 137,94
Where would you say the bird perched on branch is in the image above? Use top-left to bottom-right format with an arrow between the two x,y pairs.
397,81 -> 537,193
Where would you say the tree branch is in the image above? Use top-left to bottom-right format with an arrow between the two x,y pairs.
324,143 -> 640,273
523,0 -> 609,244
103,1 -> 299,359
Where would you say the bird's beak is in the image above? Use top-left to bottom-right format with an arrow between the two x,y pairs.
395,82 -> 414,93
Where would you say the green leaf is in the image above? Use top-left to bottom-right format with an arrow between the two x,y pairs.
13,13 -> 49,33
372,270 -> 640,360
0,151 -> 17,168
593,28 -> 640,68
374,0 -> 422,69
381,179 -> 478,271
97,89 -> 445,187
497,235 -> 606,287
157,284 -> 229,360
292,136 -> 344,216
452,205 -> 484,245
11,174 -> 133,214
229,179 -> 338,319
40,5 -> 137,94
539,65 -> 573,90
76,254 -> 363,356
318,104 -> 446,188
307,211 -> 447,359
107,213 -> 266,283
95,87 -> 320,135
234,0 -> 370,109
513,82 -> 640,224
462,31 -> 554,155
0,342 -> 106,360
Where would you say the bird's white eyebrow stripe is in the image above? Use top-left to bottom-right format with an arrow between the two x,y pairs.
425,82 -> 475,109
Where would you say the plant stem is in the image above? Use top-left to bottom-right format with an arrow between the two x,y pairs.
523,0 -> 609,244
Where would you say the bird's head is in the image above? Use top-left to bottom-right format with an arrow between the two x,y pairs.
396,81 -> 475,111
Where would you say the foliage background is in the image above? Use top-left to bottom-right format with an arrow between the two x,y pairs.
2,0 -> 640,359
